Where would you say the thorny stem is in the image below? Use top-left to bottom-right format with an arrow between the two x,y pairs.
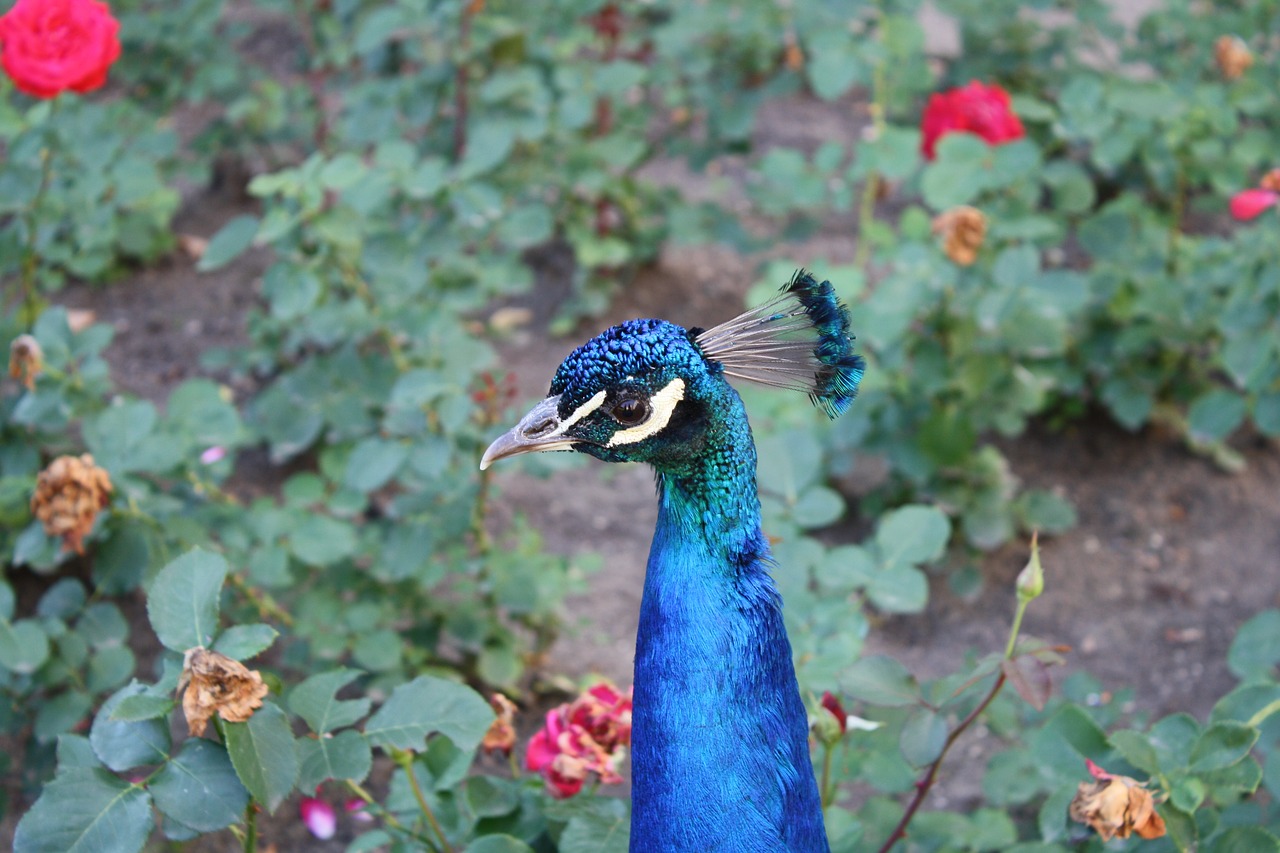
853,5 -> 889,272
228,573 -> 295,628
454,5 -> 475,161
1166,153 -> 1188,276
344,780 -> 439,848
18,97 -> 60,327
243,802 -> 259,853
290,0 -> 331,151
876,562 -> 1034,853
471,466 -> 493,553
394,750 -> 453,853
875,671 -> 1009,853
820,740 -> 836,808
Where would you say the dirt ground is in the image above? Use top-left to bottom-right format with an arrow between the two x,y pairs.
20,52 -> 1280,849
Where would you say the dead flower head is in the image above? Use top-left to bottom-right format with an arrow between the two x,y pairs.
1214,35 -> 1253,80
178,647 -> 270,737
1260,169 -> 1280,194
482,692 -> 519,755
1069,760 -> 1167,842
8,334 -> 42,390
31,454 -> 113,554
932,205 -> 987,266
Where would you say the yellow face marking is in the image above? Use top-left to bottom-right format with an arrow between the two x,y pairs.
552,390 -> 607,436
607,378 -> 685,447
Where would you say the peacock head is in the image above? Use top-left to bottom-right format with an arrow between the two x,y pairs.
480,270 -> 865,472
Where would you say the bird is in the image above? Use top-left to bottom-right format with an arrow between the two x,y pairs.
481,270 -> 864,852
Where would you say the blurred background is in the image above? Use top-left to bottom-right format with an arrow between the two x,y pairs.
3,0 -> 1280,850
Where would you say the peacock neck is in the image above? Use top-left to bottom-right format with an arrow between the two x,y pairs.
629,389 -> 829,852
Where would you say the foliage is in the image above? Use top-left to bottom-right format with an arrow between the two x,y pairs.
3,0 -> 1280,849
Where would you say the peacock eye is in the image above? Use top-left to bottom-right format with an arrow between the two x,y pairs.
611,396 -> 649,426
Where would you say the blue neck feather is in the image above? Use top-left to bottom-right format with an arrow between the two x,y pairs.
629,382 -> 829,852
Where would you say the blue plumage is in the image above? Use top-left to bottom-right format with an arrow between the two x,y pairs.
481,271 -> 863,851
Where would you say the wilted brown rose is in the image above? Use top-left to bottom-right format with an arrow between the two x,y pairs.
31,454 -> 113,554
1069,762 -> 1167,841
482,693 -> 518,755
932,205 -> 987,266
1214,35 -> 1253,80
783,34 -> 804,71
1259,169 -> 1280,194
8,334 -> 42,390
178,647 -> 270,737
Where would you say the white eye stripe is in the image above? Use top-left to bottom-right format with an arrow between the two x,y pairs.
551,390 -> 607,437
607,378 -> 685,447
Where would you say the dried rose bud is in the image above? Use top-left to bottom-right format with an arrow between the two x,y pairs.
932,206 -> 988,266
783,34 -> 804,71
1214,35 -> 1253,80
8,334 -> 42,390
178,647 -> 270,737
1069,761 -> 1167,841
1260,169 -> 1280,194
31,454 -> 112,554
482,692 -> 518,755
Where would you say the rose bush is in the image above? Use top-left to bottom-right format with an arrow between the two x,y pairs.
0,0 -> 120,98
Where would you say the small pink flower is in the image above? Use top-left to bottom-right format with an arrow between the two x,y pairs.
300,796 -> 336,840
344,798 -> 374,823
1229,188 -> 1279,221
200,446 -> 227,465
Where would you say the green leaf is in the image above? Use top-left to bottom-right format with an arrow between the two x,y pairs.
1014,490 -> 1077,534
1189,722 -> 1258,772
213,623 -> 278,661
224,700 -> 298,812
109,693 -> 174,722
465,837 -> 536,853
1227,609 -> 1280,680
90,683 -> 170,771
196,215 -> 259,272
364,674 -> 495,753
343,438 -> 408,493
1109,730 -> 1160,775
146,548 -> 227,652
866,565 -> 928,614
1187,389 -> 1247,442
289,668 -> 371,734
13,768 -> 153,853
0,618 -> 50,674
1209,827 -> 1280,853
149,739 -> 249,833
289,514 -> 356,566
1255,391 -> 1280,437
875,505 -> 950,568
899,707 -> 947,766
840,655 -> 920,707
557,797 -> 630,853
297,730 -> 373,791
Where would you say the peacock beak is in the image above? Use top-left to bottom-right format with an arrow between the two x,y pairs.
479,395 -> 580,470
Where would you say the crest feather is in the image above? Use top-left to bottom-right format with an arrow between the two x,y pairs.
694,270 -> 865,418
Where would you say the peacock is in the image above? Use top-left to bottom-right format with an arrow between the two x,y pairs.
481,270 -> 864,852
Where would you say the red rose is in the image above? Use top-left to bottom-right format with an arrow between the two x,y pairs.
0,0 -> 121,99
1229,188 -> 1279,221
920,81 -> 1025,161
